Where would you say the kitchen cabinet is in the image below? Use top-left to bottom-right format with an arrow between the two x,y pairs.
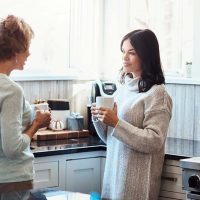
66,157 -> 101,193
65,156 -> 106,193
33,161 -> 59,189
159,159 -> 186,200
33,151 -> 106,193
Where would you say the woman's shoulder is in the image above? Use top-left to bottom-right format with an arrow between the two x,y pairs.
0,76 -> 23,97
148,84 -> 165,93
146,84 -> 170,98
144,84 -> 172,113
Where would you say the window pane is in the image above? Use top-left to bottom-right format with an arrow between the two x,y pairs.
103,0 -> 194,78
0,0 -> 70,76
0,0 -> 194,79
69,0 -> 104,78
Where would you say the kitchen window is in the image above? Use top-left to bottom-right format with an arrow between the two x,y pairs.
102,0 -> 194,79
0,0 -> 195,81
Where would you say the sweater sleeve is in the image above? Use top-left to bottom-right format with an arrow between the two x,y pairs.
112,90 -> 172,153
1,86 -> 30,159
92,116 -> 108,143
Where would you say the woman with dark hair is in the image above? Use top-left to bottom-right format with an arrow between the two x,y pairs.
0,15 -> 51,193
91,29 -> 172,200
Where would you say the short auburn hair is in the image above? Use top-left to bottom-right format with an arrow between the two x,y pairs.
0,15 -> 34,61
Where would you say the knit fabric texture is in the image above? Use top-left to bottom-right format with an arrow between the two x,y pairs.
0,73 -> 34,183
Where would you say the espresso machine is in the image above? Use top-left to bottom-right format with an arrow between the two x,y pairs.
87,79 -> 117,136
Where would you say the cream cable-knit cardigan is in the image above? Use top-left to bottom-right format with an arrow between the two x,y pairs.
93,76 -> 172,200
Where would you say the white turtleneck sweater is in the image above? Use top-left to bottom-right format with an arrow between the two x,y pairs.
93,76 -> 172,200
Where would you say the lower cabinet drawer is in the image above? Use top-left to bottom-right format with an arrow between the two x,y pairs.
160,165 -> 182,193
159,190 -> 186,199
33,161 -> 59,189
66,157 -> 101,193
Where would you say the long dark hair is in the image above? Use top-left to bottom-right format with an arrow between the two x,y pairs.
120,29 -> 165,92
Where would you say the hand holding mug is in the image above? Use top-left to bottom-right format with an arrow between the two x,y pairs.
91,96 -> 119,127
97,103 -> 119,127
34,110 -> 51,129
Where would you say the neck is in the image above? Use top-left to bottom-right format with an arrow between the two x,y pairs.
0,60 -> 15,76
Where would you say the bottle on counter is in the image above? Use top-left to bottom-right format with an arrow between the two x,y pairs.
185,61 -> 192,78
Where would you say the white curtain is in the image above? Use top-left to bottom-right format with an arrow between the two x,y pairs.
69,0 -> 104,79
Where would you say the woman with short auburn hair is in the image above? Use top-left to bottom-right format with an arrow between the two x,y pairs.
0,15 -> 51,193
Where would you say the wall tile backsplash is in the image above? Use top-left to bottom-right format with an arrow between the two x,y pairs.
17,80 -> 199,140
166,84 -> 195,140
17,80 -> 92,128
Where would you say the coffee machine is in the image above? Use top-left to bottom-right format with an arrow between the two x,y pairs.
87,80 -> 117,135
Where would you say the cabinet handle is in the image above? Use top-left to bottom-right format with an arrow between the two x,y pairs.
161,176 -> 177,182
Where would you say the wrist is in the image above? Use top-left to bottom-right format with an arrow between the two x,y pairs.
25,121 -> 39,139
30,120 -> 40,134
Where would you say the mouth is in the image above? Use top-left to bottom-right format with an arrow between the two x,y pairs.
123,63 -> 130,67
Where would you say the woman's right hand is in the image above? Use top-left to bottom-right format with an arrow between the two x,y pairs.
34,110 -> 51,129
26,110 -> 51,139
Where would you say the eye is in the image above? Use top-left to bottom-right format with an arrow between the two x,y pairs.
129,51 -> 136,55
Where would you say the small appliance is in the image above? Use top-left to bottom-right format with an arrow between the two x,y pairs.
180,157 -> 200,199
90,79 -> 117,103
87,80 -> 117,135
47,99 -> 70,130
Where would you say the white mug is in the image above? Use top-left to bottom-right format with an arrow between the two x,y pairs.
30,102 -> 49,121
96,96 -> 114,109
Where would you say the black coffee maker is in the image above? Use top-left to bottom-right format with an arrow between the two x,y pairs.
87,80 -> 117,135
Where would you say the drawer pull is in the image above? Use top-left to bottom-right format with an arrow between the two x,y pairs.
161,176 -> 177,182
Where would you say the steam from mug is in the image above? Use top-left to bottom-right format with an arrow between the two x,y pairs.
96,97 -> 114,109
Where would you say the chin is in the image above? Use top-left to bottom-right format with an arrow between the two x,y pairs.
122,68 -> 131,74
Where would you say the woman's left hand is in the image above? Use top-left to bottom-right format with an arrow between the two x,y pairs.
97,103 -> 119,127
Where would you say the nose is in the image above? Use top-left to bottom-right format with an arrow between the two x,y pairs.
122,52 -> 129,61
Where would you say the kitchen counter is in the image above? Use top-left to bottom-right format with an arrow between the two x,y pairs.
31,136 -> 200,159
0,188 -> 92,200
31,135 -> 106,157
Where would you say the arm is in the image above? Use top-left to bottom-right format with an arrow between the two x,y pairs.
112,91 -> 172,153
112,109 -> 171,153
1,87 -> 29,158
1,87 -> 50,158
92,116 -> 108,143
91,103 -> 108,143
